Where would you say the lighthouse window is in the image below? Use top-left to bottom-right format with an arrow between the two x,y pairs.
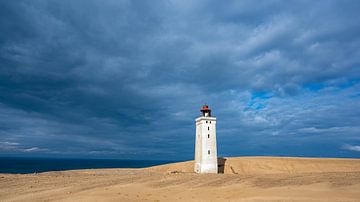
208,150 -> 210,155
210,121 -> 211,124
206,121 -> 208,123
208,126 -> 210,130
208,134 -> 210,138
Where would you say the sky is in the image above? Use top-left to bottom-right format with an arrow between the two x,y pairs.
0,0 -> 359,160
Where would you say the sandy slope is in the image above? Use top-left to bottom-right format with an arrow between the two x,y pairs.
1,157 -> 360,202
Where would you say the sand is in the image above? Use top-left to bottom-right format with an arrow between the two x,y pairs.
1,157 -> 360,202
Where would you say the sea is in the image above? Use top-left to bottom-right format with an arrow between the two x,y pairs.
0,157 -> 175,174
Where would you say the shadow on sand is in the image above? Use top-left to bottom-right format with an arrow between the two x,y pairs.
217,157 -> 227,174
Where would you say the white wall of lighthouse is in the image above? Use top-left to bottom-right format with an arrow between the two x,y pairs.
194,105 -> 218,173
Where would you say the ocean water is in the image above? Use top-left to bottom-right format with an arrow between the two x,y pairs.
0,157 -> 175,174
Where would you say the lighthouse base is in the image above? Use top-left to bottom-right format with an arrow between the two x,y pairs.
195,163 -> 218,174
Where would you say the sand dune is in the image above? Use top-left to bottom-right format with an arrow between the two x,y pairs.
1,157 -> 360,202
148,156 -> 360,174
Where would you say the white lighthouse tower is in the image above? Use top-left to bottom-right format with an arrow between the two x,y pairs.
194,105 -> 218,173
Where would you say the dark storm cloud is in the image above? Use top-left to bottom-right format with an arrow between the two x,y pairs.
0,0 -> 359,159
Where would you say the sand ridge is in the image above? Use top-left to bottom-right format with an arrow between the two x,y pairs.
147,156 -> 360,174
1,156 -> 360,202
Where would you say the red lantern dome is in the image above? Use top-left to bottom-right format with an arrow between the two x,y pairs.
200,105 -> 211,117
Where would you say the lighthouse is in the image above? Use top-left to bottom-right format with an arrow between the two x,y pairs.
194,105 -> 218,173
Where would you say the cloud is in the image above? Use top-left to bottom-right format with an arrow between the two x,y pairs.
0,141 -> 20,151
0,0 -> 359,159
23,147 -> 48,152
0,141 -> 47,153
342,145 -> 360,152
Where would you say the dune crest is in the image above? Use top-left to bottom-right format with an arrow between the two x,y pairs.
148,156 -> 360,174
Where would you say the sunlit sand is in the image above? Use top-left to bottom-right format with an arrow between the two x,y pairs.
1,157 -> 360,202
